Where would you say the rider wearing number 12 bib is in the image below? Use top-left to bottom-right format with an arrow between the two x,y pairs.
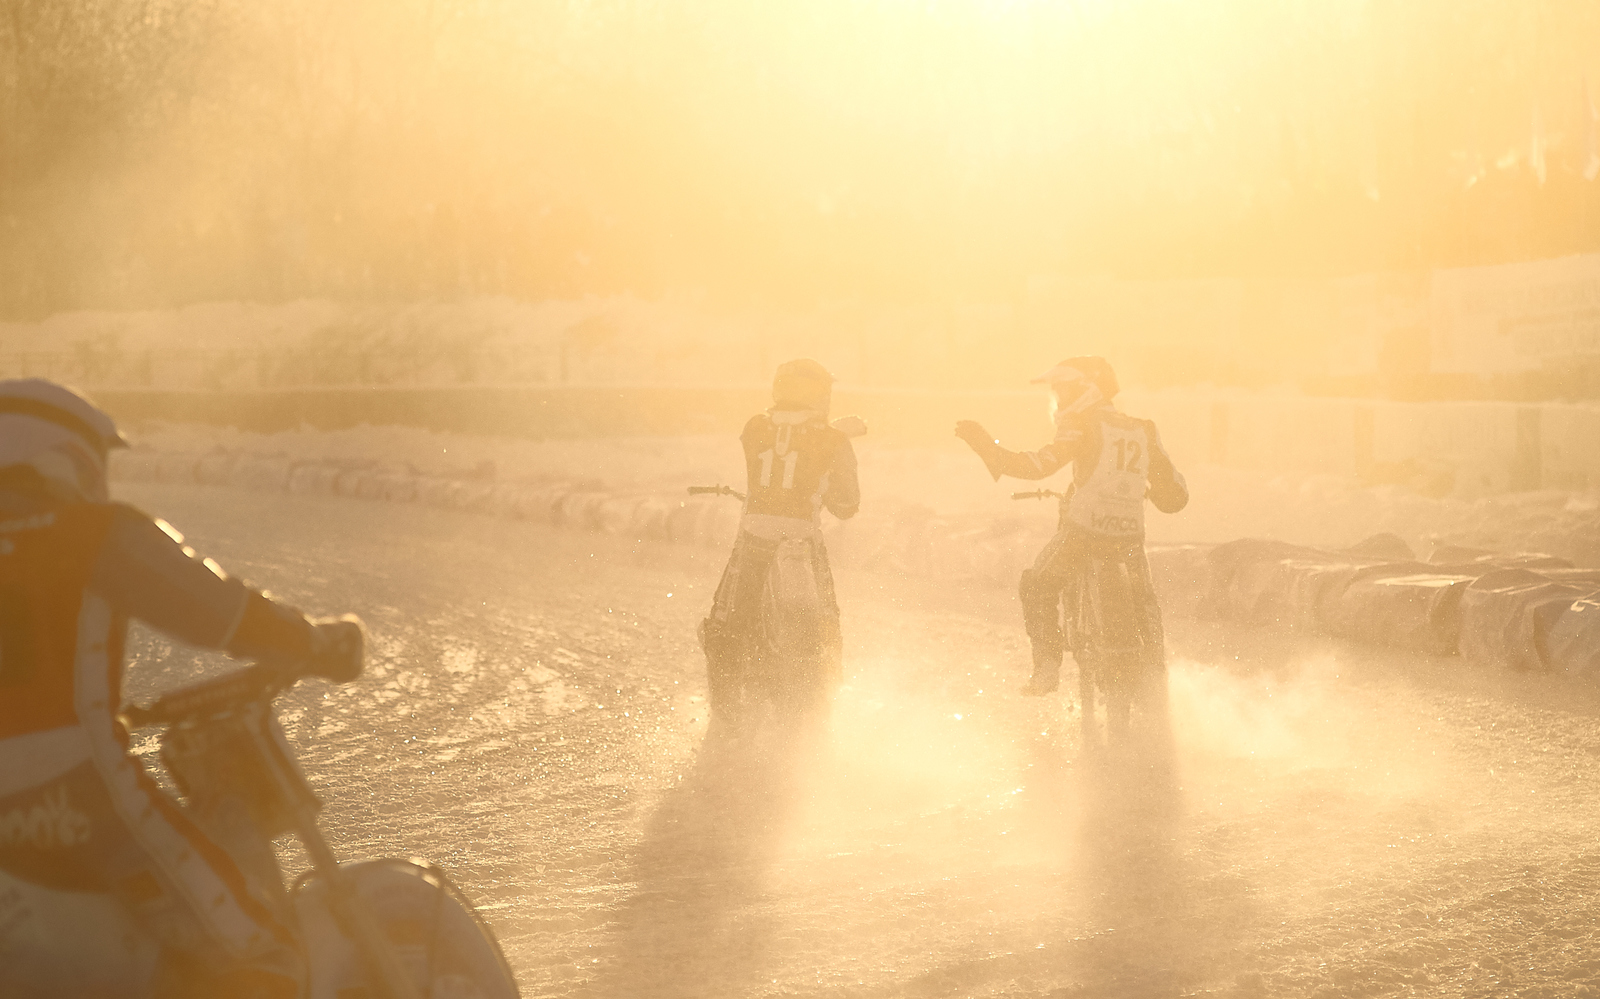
700,359 -> 861,723
956,356 -> 1188,699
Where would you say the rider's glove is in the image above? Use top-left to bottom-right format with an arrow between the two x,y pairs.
954,420 -> 996,453
831,415 -> 868,438
308,616 -> 365,684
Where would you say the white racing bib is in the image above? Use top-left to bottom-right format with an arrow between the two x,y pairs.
1065,414 -> 1150,538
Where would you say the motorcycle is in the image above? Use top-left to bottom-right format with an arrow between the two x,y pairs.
690,484 -> 836,734
1013,488 -> 1164,750
0,648 -> 520,999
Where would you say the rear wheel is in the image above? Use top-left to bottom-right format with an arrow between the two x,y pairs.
757,606 -> 830,730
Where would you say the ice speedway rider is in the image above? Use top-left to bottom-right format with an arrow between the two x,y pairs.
700,359 -> 862,725
0,378 -> 363,998
954,357 -> 1188,701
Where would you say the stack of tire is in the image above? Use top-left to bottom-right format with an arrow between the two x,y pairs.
1148,536 -> 1600,676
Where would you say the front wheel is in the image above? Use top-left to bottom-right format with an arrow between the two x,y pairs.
1076,651 -> 1169,755
296,859 -> 519,999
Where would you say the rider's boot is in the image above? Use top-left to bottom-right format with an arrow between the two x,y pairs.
1021,646 -> 1060,696
700,617 -> 745,740
1020,669 -> 1058,697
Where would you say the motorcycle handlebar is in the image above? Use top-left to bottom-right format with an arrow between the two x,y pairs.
687,485 -> 746,500
121,653 -> 358,729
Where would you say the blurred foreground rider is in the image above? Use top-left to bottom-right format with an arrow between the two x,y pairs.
0,379 -> 362,998
700,359 -> 862,726
955,357 -> 1188,700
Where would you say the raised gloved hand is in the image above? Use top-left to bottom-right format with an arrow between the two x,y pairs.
954,420 -> 995,451
831,414 -> 868,438
307,615 -> 365,684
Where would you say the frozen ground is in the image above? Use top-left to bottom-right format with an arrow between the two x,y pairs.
119,481 -> 1600,998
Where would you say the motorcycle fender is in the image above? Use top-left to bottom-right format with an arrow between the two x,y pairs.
0,868 -> 159,998
294,858 -> 517,999
770,539 -> 821,615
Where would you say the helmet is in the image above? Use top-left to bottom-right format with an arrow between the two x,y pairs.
771,358 -> 834,411
1031,355 -> 1118,414
1030,356 -> 1119,398
0,379 -> 127,502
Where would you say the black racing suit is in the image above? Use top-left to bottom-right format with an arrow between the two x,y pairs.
700,406 -> 859,716
968,403 -> 1188,688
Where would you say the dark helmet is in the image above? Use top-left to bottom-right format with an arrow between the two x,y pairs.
772,358 -> 834,409
1030,356 -> 1118,399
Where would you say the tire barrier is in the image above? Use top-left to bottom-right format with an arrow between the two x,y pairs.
1457,570 -> 1593,672
108,446 -> 873,566
194,452 -> 238,486
1548,595 -> 1600,676
1322,570 -> 1475,656
114,446 -> 1600,674
1152,535 -> 1600,672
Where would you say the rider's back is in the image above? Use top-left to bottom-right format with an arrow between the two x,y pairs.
0,500 -> 119,744
740,409 -> 859,526
1058,407 -> 1187,542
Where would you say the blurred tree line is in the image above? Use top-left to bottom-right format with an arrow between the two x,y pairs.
1,0 -> 1598,320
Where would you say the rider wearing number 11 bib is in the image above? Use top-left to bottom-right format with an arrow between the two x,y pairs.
956,356 -> 1188,700
700,359 -> 861,724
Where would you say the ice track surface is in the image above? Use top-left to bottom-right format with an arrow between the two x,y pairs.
120,483 -> 1600,999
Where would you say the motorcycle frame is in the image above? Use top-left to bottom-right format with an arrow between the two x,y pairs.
158,699 -> 425,999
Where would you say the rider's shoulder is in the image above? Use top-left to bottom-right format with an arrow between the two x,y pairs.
741,412 -> 771,438
809,422 -> 856,457
1097,408 -> 1154,433
88,502 -> 165,541
105,501 -> 159,526
1131,414 -> 1166,440
87,501 -> 170,541
1052,410 -> 1086,439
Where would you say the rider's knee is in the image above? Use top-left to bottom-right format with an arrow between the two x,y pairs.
1018,567 -> 1041,602
1018,568 -> 1061,616
700,616 -> 733,651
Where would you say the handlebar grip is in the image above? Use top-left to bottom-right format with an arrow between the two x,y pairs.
686,485 -> 745,500
121,617 -> 366,728
307,617 -> 365,684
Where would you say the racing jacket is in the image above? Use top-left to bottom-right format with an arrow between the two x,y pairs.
0,485 -> 314,959
738,407 -> 859,539
971,402 -> 1188,541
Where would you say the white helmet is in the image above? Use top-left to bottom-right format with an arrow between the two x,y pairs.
0,379 -> 127,502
